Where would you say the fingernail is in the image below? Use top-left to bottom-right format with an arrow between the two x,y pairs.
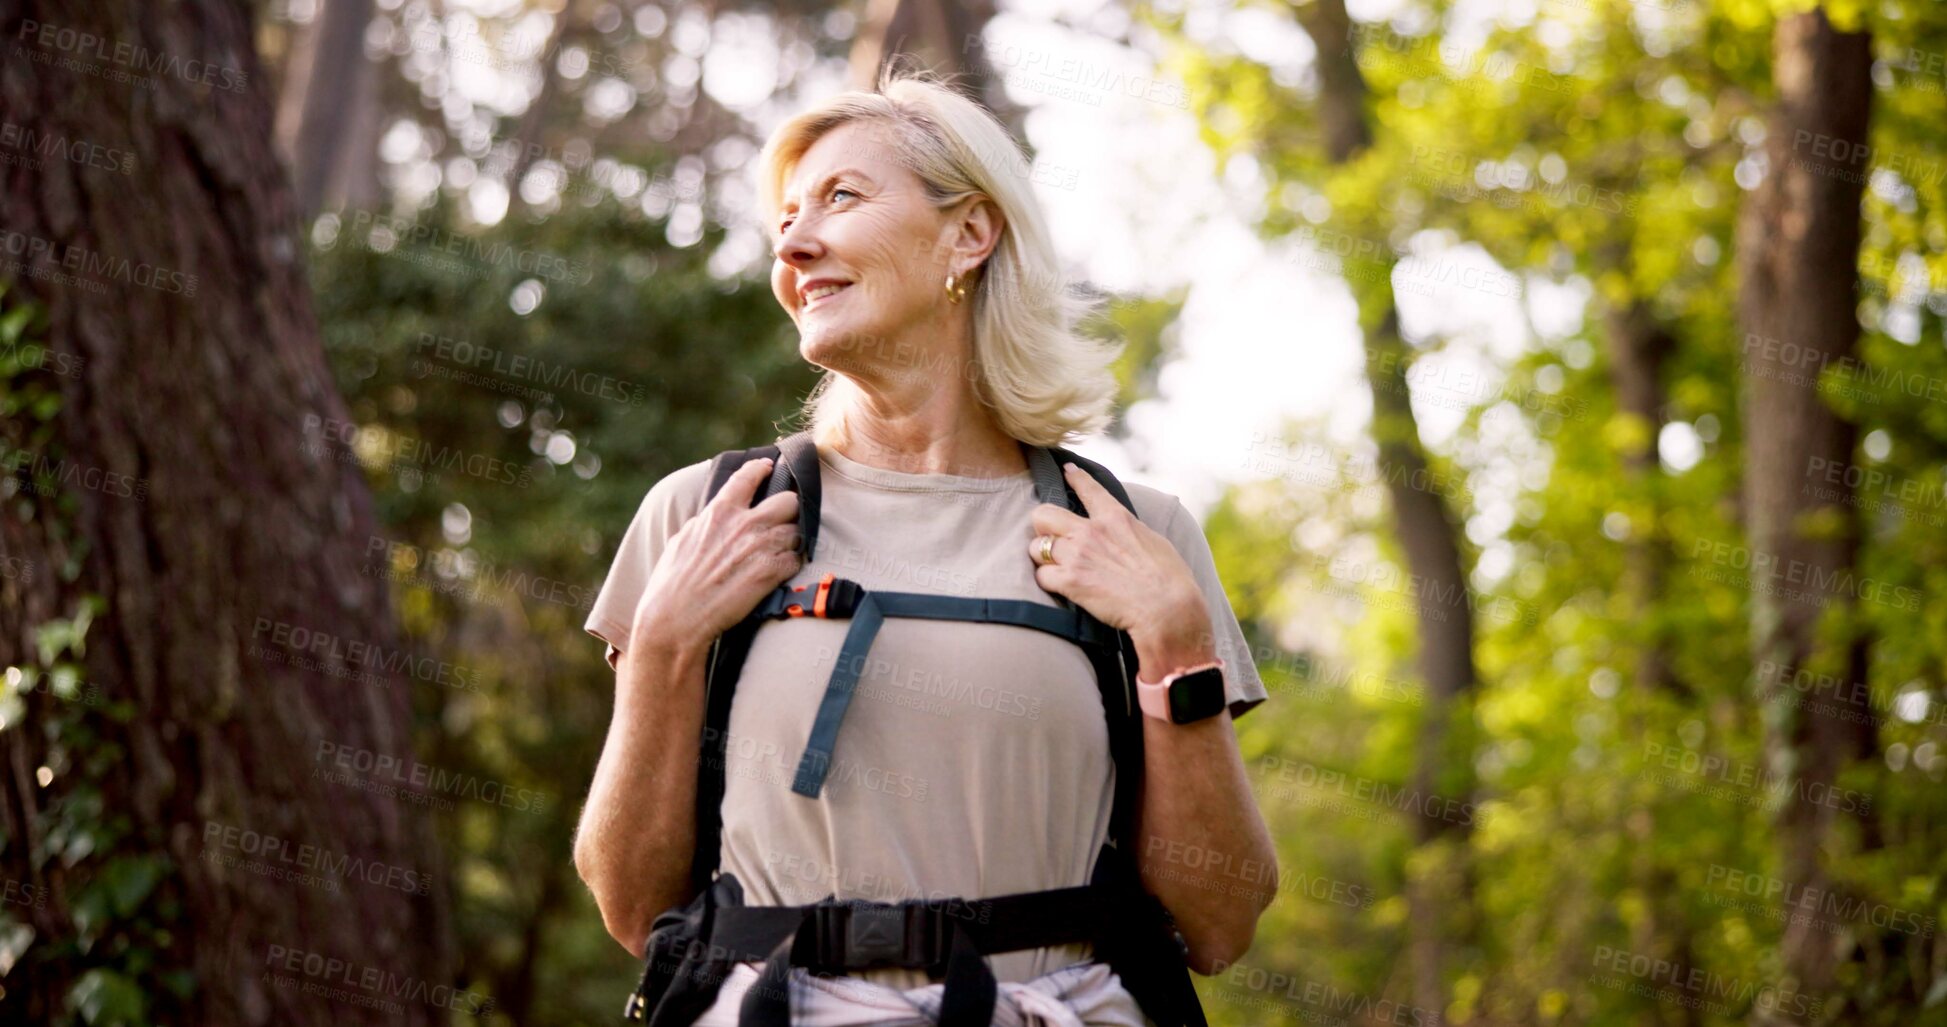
1062,462 -> 1077,474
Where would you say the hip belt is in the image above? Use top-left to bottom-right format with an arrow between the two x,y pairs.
706,883 -> 1114,1027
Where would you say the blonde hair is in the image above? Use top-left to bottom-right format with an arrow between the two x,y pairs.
755,67 -> 1119,448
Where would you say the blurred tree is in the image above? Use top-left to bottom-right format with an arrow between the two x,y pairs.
1733,8 -> 1879,1016
1172,0 -> 1487,1013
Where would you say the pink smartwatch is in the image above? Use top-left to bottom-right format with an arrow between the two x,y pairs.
1136,659 -> 1227,724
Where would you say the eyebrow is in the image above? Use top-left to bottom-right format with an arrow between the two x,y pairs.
781,167 -> 874,211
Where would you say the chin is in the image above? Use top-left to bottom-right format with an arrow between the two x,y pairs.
798,319 -> 883,373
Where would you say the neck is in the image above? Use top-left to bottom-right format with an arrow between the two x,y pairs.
820,379 -> 1024,479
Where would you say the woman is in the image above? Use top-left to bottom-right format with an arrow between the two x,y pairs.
577,70 -> 1277,1026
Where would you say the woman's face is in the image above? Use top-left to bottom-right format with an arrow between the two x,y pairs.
769,121 -> 985,376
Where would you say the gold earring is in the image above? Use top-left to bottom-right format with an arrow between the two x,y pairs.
944,272 -> 967,305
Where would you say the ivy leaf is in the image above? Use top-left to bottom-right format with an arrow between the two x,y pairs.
67,968 -> 147,1026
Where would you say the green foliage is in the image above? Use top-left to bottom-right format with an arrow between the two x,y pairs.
1158,0 -> 1947,1023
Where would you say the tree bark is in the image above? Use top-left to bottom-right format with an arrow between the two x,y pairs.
1733,9 -> 1877,1019
846,0 -> 1022,133
1293,3 -> 1479,1015
0,2 -> 449,1023
1602,298 -> 1683,697
277,0 -> 378,217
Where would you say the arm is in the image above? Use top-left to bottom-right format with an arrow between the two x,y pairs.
573,456 -> 803,958
573,630 -> 711,959
1029,463 -> 1277,973
1127,610 -> 1278,974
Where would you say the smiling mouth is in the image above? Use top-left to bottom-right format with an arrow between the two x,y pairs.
802,283 -> 851,310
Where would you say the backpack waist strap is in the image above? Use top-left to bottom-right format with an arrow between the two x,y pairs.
711,883 -> 1124,1027
708,884 -> 1104,969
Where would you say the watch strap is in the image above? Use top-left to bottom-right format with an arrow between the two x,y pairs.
1136,659 -> 1225,723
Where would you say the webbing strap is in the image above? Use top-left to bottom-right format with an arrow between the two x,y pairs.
789,588 -> 1121,798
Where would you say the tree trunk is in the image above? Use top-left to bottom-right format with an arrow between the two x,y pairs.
846,0 -> 1022,132
277,0 -> 378,217
1733,9 -> 1877,1018
0,2 -> 449,1023
1293,4 -> 1479,1015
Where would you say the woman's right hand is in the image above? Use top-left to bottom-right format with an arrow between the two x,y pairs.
631,456 -> 804,655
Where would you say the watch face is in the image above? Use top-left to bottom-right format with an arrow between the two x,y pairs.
1168,668 -> 1228,723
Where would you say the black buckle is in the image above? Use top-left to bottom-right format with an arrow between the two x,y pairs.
821,578 -> 864,618
807,901 -> 946,972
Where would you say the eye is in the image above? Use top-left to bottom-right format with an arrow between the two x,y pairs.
831,186 -> 858,203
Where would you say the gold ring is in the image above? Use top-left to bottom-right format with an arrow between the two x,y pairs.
1037,535 -> 1057,566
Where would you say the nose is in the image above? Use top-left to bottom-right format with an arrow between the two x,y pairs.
773,219 -> 823,267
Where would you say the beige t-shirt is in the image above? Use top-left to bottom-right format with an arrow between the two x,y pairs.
585,442 -> 1266,997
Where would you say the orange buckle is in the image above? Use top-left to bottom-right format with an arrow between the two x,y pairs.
786,572 -> 838,618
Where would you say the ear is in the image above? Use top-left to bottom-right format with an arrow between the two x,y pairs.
945,193 -> 1005,275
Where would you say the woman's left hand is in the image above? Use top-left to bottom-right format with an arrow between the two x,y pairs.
1028,463 -> 1214,652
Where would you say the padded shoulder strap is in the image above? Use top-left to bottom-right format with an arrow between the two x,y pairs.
704,432 -> 821,559
691,433 -> 824,894
1025,443 -> 1139,519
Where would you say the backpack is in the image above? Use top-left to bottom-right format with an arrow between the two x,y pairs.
623,431 -> 1207,1027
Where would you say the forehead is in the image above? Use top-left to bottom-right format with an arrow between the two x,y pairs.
781,120 -> 903,200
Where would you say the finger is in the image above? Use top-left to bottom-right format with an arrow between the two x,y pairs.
762,523 -> 802,554
1033,561 -> 1070,596
747,487 -> 801,525
712,456 -> 776,510
1030,502 -> 1086,537
1024,534 -> 1055,566
1062,462 -> 1120,520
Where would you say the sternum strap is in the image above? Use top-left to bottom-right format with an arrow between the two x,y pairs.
787,584 -> 1120,798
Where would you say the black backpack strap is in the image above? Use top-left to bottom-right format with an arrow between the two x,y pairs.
688,433 -> 823,895
1029,444 -> 1208,1026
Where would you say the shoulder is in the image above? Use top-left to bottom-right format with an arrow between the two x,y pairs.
635,456 -> 715,525
1120,481 -> 1190,540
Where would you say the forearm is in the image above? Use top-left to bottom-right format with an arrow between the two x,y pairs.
574,628 -> 710,958
1131,628 -> 1278,974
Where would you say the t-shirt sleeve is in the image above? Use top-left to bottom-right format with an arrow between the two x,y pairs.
1159,496 -> 1268,720
585,458 -> 714,671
